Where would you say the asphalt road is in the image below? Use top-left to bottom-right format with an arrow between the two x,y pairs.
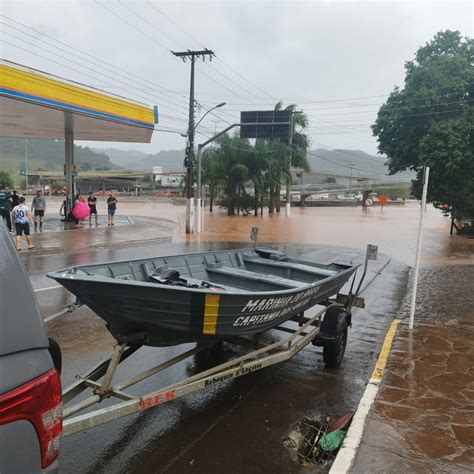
25,239 -> 410,474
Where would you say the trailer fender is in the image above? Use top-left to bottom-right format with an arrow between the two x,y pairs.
313,307 -> 351,347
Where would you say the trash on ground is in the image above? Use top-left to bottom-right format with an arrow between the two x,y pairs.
284,412 -> 354,466
318,429 -> 346,452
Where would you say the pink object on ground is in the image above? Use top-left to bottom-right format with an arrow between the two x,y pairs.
72,201 -> 90,220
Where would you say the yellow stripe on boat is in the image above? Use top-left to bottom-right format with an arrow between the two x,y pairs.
203,294 -> 220,335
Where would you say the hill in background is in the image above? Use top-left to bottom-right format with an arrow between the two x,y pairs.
97,146 -> 414,182
0,138 -> 119,184
96,148 -> 185,172
0,138 -> 414,185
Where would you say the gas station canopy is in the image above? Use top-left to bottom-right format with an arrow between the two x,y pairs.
0,59 -> 156,142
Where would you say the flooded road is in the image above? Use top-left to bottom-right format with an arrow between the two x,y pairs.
22,200 -> 472,473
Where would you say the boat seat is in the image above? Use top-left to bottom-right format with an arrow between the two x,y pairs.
243,256 -> 337,278
151,266 -> 181,280
206,265 -> 308,289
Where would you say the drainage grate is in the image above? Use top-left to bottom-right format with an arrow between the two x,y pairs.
286,413 -> 353,467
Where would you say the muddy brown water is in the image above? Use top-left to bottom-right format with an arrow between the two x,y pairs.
21,201 -> 472,473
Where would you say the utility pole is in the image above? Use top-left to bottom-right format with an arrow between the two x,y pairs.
25,139 -> 28,193
285,111 -> 303,217
172,49 -> 214,234
285,114 -> 293,216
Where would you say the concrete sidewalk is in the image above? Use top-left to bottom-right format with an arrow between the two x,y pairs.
18,214 -> 177,254
351,262 -> 474,472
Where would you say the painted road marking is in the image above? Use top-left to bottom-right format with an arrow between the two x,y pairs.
371,319 -> 399,381
203,294 -> 220,335
329,319 -> 400,474
34,285 -> 63,293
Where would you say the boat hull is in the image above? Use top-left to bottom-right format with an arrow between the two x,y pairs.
49,249 -> 357,346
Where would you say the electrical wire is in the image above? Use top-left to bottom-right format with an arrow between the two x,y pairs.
146,0 -> 278,102
1,29 -> 190,114
0,15 -> 191,109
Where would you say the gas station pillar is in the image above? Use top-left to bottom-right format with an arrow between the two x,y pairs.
65,112 -> 75,200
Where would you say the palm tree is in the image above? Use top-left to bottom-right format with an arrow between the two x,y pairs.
214,133 -> 252,216
201,148 -> 222,212
268,102 -> 310,212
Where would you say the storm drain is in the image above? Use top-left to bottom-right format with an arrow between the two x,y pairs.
285,412 -> 353,468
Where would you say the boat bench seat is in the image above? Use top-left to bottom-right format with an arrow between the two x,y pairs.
206,265 -> 308,289
243,256 -> 337,278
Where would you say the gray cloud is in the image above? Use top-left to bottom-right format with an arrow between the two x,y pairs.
2,0 -> 472,155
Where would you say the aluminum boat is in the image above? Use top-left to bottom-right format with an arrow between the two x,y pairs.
48,248 -> 359,346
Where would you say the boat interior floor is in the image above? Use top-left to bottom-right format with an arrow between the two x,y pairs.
78,251 -> 348,294
141,259 -> 334,293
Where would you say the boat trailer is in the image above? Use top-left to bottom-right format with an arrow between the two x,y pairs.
59,245 -> 377,437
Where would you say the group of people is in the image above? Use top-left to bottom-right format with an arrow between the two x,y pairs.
0,188 -> 119,251
63,191 -> 118,227
0,189 -> 45,250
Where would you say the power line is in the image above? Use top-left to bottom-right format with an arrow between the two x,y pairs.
0,15 -> 190,110
146,0 -> 278,102
311,141 -> 385,164
0,29 -> 190,115
306,150 -> 388,177
118,0 -> 187,50
95,1 -> 262,103
95,0 -> 172,52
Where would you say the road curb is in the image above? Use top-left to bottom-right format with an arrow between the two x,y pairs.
329,319 -> 400,473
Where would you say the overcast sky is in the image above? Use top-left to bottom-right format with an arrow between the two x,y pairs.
1,0 -> 472,156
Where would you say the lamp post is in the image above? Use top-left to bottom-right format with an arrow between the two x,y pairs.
195,102 -> 226,233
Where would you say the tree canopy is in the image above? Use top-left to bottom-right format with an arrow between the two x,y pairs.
200,103 -> 309,216
0,170 -> 14,189
372,30 -> 473,218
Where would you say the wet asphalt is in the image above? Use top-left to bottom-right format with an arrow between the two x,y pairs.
25,237 -> 410,473
20,200 -> 470,473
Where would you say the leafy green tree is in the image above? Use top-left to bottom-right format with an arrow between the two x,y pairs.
80,162 -> 92,171
0,170 -> 14,188
201,148 -> 223,212
372,30 -> 473,219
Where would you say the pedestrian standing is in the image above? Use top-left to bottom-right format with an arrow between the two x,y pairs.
72,192 -> 89,226
0,188 -> 12,232
107,191 -> 117,226
11,196 -> 34,250
31,189 -> 47,232
87,192 -> 99,227
11,190 -> 20,208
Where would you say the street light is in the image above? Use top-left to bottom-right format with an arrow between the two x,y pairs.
195,102 -> 226,233
195,102 -> 226,130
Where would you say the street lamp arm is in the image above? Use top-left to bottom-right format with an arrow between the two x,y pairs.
199,123 -> 239,149
194,102 -> 226,131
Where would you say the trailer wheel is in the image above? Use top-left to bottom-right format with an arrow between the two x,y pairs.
323,327 -> 347,368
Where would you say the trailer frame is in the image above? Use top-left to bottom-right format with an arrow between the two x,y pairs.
62,302 -> 341,436
60,244 -> 377,436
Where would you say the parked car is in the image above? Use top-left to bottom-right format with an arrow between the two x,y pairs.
0,221 -> 62,472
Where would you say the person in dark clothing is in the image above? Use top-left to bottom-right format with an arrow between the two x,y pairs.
107,192 -> 117,226
11,190 -> 20,208
87,192 -> 98,227
0,189 -> 12,232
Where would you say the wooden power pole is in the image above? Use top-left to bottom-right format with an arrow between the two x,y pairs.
172,49 -> 214,234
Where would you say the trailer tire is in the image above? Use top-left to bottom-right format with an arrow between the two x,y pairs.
323,327 -> 347,369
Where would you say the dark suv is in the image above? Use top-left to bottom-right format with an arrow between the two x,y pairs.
0,222 -> 62,472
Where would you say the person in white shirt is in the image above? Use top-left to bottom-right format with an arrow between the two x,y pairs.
11,196 -> 34,250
